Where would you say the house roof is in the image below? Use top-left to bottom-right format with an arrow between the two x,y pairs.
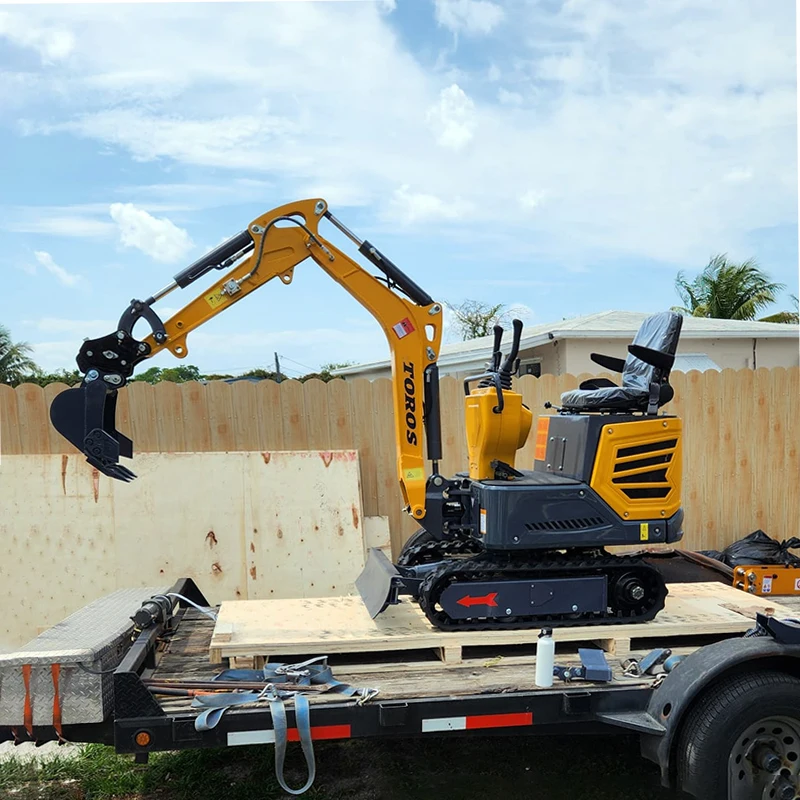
334,310 -> 798,376
673,353 -> 722,372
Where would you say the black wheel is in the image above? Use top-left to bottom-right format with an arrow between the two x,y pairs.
676,670 -> 800,800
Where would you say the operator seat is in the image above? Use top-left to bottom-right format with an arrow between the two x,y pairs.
559,311 -> 683,415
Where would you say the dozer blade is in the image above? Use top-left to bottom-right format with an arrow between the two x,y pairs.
49,379 -> 137,482
356,548 -> 405,618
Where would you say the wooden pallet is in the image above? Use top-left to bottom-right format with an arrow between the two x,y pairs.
209,582 -> 793,666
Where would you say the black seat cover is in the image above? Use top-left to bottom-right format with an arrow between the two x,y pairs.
560,312 -> 683,412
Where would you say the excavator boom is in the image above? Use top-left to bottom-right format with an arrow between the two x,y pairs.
49,199 -> 443,518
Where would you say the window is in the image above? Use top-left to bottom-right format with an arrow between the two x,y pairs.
519,359 -> 542,378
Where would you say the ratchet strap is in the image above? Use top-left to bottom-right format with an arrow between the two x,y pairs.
191,657 -> 377,796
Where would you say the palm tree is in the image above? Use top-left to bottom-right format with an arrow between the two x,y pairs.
760,294 -> 799,324
673,255 -> 790,321
0,324 -> 39,385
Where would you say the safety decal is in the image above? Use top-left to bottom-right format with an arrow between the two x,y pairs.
761,576 -> 773,594
393,318 -> 415,339
205,292 -> 225,309
639,523 -> 649,542
795,578 -> 800,592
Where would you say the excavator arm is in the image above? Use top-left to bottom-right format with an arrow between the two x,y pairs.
49,198 -> 443,520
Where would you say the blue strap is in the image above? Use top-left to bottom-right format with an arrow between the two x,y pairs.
270,694 -> 315,796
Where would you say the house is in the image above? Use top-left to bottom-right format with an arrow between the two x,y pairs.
333,311 -> 800,380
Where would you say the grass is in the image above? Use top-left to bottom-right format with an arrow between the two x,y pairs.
0,734 -> 678,800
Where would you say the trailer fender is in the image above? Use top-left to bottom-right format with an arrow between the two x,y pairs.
639,635 -> 800,788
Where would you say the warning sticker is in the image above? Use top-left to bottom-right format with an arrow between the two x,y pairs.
762,576 -> 773,594
480,509 -> 487,535
392,318 -> 415,339
205,292 -> 225,309
639,523 -> 649,542
795,578 -> 800,592
404,467 -> 424,482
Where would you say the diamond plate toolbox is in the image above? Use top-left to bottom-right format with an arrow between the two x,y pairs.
0,586 -> 167,726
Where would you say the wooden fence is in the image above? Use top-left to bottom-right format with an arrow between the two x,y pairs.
1,368 -> 798,555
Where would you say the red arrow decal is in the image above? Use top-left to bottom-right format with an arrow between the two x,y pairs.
456,592 -> 498,608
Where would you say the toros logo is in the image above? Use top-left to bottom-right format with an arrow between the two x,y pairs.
403,361 -> 418,445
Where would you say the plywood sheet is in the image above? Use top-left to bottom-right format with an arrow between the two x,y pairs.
210,582 -> 795,663
244,451 -> 365,599
0,451 -> 366,650
0,455 -> 117,652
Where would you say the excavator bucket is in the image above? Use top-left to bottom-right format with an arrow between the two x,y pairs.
355,548 -> 406,618
49,379 -> 137,482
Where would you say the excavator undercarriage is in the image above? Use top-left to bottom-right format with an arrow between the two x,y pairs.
49,198 -> 685,632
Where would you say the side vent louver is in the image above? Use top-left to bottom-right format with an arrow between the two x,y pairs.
525,516 -> 605,532
613,438 -> 677,500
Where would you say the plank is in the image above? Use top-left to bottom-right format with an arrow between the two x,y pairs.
371,378 -> 401,554
126,380 -> 159,453
210,582 -> 791,664
229,380 -> 261,451
0,383 -> 21,454
16,383 -> 49,454
205,380 -> 236,451
347,379 -> 378,517
254,379 -> 285,451
279,380 -> 308,450
43,383 -> 79,455
326,379 -> 353,450
152,381 -> 187,453
179,381 -> 212,452
302,379 -> 331,450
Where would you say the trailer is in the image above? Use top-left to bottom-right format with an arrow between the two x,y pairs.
2,559 -> 800,800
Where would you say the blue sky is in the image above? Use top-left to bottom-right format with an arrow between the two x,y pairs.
1,0 -> 797,376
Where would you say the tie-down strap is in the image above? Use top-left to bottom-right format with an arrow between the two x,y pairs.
191,657 -> 377,795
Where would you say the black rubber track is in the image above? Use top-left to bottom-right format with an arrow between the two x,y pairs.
418,552 -> 667,631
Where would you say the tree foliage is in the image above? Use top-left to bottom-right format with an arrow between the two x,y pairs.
673,255 -> 792,321
0,325 -> 39,385
446,300 -> 510,340
131,365 -> 203,384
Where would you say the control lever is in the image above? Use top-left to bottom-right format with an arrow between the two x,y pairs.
499,319 -> 524,388
490,325 -> 504,372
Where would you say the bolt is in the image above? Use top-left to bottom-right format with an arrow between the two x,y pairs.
663,421 -> 668,427
314,200 -> 326,215
505,608 -> 512,615
85,370 -> 99,382
138,343 -> 148,352
512,535 -> 520,543
607,428 -> 613,434
433,476 -> 443,487
771,776 -> 796,800
116,331 -> 125,340
750,744 -> 782,773
579,490 -> 585,497
429,304 -> 441,315
571,604 -> 578,612
747,571 -> 757,582
630,585 -> 645,601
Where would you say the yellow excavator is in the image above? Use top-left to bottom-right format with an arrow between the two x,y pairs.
50,198 -> 685,631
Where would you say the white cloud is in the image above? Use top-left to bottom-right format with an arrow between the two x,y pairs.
724,167 -> 754,183
0,11 -> 75,63
6,0 -> 797,270
497,88 -> 523,106
434,0 -> 504,36
33,251 -> 80,287
389,185 -> 472,225
109,203 -> 194,263
427,84 -> 476,150
520,190 -> 547,211
6,215 -> 114,238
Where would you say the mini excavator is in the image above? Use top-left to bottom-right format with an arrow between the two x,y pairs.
50,198 -> 685,631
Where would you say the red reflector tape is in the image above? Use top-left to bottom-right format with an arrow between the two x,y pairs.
422,712 -> 533,733
287,724 -> 351,742
466,712 -> 533,730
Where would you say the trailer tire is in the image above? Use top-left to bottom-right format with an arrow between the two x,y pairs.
676,669 -> 800,800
